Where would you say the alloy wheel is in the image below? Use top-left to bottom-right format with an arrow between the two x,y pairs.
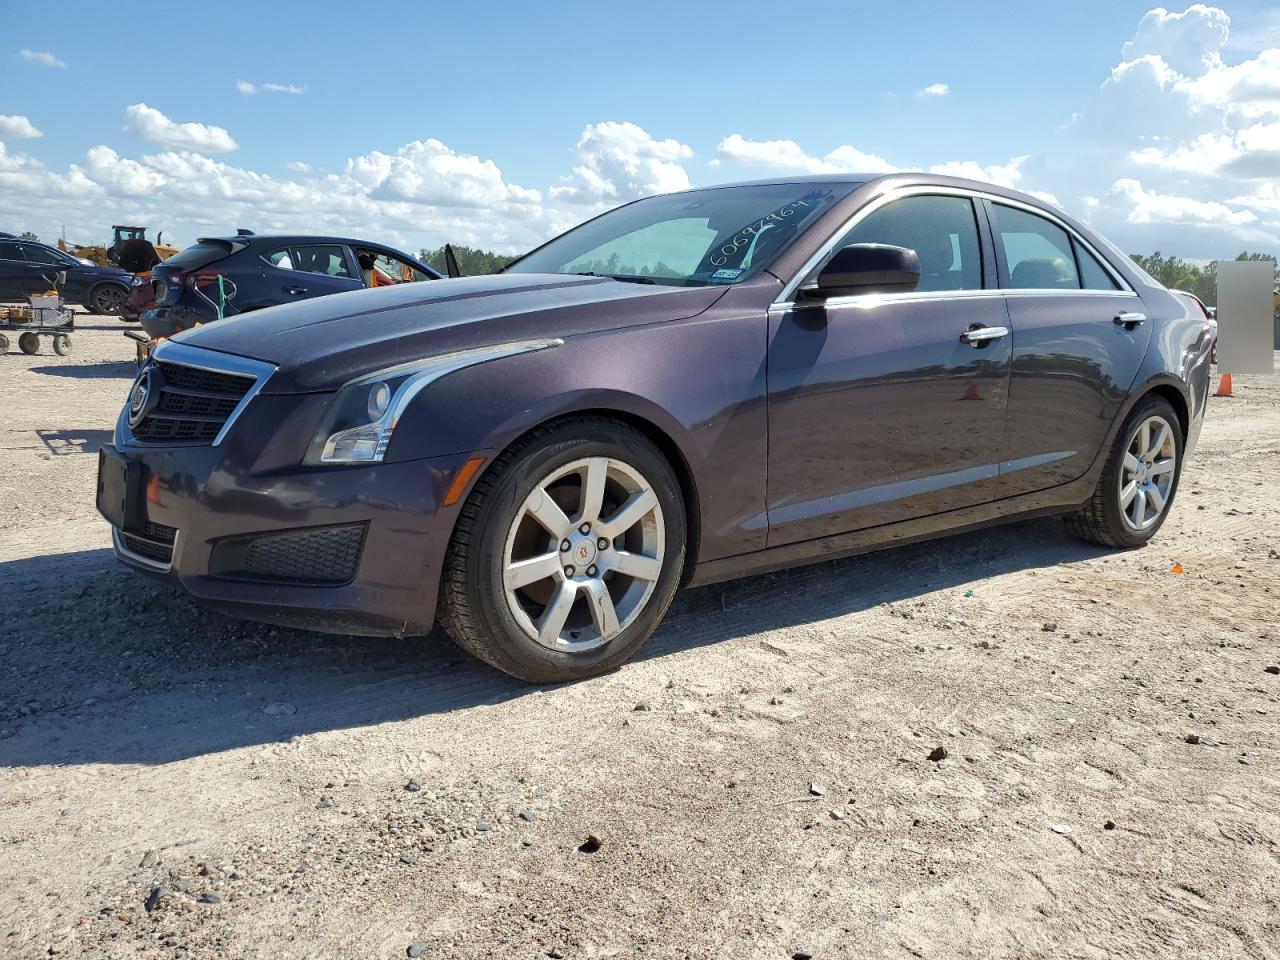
1119,414 -> 1177,531
95,286 -> 126,314
502,456 -> 665,653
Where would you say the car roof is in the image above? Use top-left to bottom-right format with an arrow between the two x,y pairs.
198,234 -> 414,249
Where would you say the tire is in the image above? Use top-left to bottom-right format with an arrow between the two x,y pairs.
1065,394 -> 1183,548
0,333 -> 9,353
439,417 -> 687,683
18,332 -> 40,355
90,283 -> 127,316
52,334 -> 71,356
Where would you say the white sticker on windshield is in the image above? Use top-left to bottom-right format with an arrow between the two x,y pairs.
711,268 -> 742,280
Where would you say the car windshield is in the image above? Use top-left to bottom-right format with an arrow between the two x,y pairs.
507,182 -> 860,286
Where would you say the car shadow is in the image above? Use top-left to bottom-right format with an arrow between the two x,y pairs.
34,428 -> 114,455
28,360 -> 137,379
0,518 -> 1108,768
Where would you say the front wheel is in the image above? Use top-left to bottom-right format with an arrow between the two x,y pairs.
1065,395 -> 1182,548
439,418 -> 687,683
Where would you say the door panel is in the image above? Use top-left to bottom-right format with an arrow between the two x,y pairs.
766,294 -> 1012,547
997,292 -> 1152,493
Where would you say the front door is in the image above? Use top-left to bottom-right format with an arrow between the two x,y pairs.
766,193 -> 1012,547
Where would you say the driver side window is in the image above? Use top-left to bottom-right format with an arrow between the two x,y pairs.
824,195 -> 984,293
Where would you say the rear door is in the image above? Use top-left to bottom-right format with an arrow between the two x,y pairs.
985,200 -> 1153,494
269,244 -> 362,302
765,192 -> 1012,546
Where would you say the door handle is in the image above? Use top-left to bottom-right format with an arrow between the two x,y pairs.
286,286 -> 308,295
959,325 -> 1009,347
1114,311 -> 1146,329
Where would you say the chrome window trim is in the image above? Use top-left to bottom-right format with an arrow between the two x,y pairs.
112,527 -> 181,573
121,341 -> 278,448
773,184 -> 1136,308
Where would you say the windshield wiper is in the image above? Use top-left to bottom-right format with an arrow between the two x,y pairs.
572,271 -> 657,285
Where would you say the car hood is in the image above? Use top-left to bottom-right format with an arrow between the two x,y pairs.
173,273 -> 729,393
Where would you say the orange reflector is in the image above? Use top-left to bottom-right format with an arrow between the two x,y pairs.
443,456 -> 486,507
146,474 -> 161,504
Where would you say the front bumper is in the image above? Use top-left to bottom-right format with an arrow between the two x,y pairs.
100,397 -> 475,637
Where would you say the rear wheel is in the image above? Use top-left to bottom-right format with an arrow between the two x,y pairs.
52,334 -> 71,356
0,333 -> 9,353
439,418 -> 687,683
1065,395 -> 1182,548
90,283 -> 126,316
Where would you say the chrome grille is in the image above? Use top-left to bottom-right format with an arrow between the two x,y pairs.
125,344 -> 274,447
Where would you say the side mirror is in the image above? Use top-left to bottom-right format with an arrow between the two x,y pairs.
803,243 -> 920,298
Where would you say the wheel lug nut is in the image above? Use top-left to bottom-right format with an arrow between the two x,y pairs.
579,523 -> 591,534
597,537 -> 609,550
587,565 -> 598,577
564,566 -> 575,577
560,539 -> 571,552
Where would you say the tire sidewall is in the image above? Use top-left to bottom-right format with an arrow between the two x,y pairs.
1100,397 -> 1183,547
464,424 -> 686,681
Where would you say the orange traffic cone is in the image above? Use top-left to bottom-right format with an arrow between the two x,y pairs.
1215,373 -> 1233,397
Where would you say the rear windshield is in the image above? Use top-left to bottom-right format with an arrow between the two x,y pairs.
162,240 -> 236,271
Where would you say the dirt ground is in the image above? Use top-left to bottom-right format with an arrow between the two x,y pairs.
0,314 -> 1277,960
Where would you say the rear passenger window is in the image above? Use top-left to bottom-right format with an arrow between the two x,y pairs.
833,195 -> 983,292
266,249 -> 294,270
291,245 -> 353,278
992,204 -> 1080,290
1074,240 -> 1119,290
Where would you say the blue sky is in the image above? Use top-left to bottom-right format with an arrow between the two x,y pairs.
3,1 -> 1280,258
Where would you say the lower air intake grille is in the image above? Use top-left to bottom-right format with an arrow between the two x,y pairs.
121,521 -> 178,565
209,523 -> 367,586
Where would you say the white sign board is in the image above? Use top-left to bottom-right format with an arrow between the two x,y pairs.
1215,260 -> 1275,376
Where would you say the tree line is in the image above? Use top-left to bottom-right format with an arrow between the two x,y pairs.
1128,251 -> 1277,307
419,245 -> 517,276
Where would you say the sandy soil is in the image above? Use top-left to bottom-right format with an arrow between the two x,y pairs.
1,315 -> 1277,959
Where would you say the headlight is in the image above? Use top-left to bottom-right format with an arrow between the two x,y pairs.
303,338 -> 563,466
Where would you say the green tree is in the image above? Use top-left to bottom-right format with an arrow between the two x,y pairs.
19,231 -> 39,242
419,244 -> 518,276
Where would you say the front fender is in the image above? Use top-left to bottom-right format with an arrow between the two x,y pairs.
386,308 -> 770,561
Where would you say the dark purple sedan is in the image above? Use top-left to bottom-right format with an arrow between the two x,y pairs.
97,174 -> 1215,682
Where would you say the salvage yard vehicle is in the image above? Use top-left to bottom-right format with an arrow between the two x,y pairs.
0,235 -> 131,314
140,234 -> 441,338
97,174 -> 1216,682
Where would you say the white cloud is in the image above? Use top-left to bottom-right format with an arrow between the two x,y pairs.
550,122 -> 692,204
928,155 -> 1029,188
287,161 -> 311,173
122,103 -> 238,154
237,80 -> 307,95
916,83 -> 950,97
19,49 -> 65,69
346,139 -> 540,208
0,115 -> 42,139
712,133 -> 897,174
1121,4 -> 1230,74
1107,177 -> 1257,227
